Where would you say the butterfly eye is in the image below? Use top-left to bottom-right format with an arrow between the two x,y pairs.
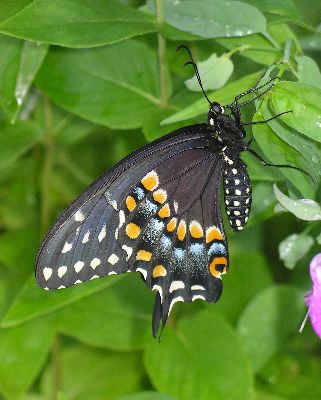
211,102 -> 223,114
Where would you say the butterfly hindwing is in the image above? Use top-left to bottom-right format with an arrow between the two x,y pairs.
36,124 -> 229,335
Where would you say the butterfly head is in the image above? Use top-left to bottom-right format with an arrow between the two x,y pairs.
208,102 -> 224,127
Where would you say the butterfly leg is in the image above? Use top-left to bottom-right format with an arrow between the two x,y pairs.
247,148 -> 315,183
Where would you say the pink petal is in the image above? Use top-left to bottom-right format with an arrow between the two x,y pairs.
308,254 -> 321,339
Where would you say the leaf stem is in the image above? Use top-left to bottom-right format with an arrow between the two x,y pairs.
156,0 -> 169,108
40,96 -> 54,237
40,97 -> 61,398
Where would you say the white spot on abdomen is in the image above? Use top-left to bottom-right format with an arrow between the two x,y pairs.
136,268 -> 147,280
191,285 -> 206,291
122,245 -> 132,260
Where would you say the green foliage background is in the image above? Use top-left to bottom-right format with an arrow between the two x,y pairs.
0,0 -> 321,399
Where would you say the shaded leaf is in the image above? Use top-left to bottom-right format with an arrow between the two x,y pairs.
214,251 -> 273,324
273,184 -> 321,221
271,81 -> 321,143
237,285 -> 305,372
185,52 -> 233,91
0,120 -> 41,169
36,40 -> 160,129
144,309 -> 253,400
58,274 -> 153,351
119,393 -> 175,400
41,345 -> 144,400
296,55 -> 321,89
159,0 -> 266,38
279,233 -> 314,269
1,274 -> 124,328
0,0 -> 156,48
252,110 -> 315,199
0,317 -> 55,399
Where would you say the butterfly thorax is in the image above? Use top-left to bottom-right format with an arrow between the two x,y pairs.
206,102 -> 252,232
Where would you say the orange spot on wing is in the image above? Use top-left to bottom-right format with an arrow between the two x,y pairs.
126,196 -> 137,212
153,189 -> 167,204
209,257 -> 228,278
141,171 -> 159,191
158,204 -> 170,218
206,226 -> 223,243
136,250 -> 152,261
189,221 -> 203,238
125,223 -> 141,239
152,264 -> 167,278
167,217 -> 177,232
177,220 -> 186,241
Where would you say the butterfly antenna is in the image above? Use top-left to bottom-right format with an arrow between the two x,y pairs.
177,44 -> 212,105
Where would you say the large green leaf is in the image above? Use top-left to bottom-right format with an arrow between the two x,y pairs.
0,317 -> 55,399
41,345 -> 144,400
271,81 -> 321,143
144,309 -> 253,400
36,40 -> 160,129
237,285 -> 305,372
159,0 -> 266,38
57,274 -> 153,351
252,109 -> 315,199
1,274 -> 124,327
0,0 -> 156,48
0,120 -> 41,169
214,251 -> 273,324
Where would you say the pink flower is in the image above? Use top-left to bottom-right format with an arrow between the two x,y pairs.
302,254 -> 321,339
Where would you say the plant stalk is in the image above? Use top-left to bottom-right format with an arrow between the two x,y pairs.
156,0 -> 169,108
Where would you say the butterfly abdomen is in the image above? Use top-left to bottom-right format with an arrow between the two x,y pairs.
223,159 -> 252,231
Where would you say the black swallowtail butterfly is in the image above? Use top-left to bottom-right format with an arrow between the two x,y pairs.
35,45 -> 311,337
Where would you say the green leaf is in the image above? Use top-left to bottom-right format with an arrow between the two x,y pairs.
241,0 -> 315,30
185,52 -> 233,91
0,34 -> 48,121
273,184 -> 321,221
12,40 -> 48,121
58,274 -> 153,351
0,226 -> 39,271
0,317 -> 55,399
162,71 -> 261,124
216,23 -> 292,66
159,0 -> 266,38
237,285 -> 305,372
1,274 -> 124,328
271,81 -> 321,143
36,40 -> 160,129
144,309 -> 253,400
0,120 -> 41,169
214,251 -> 273,324
279,233 -> 314,269
296,55 -> 321,89
0,0 -> 156,48
0,34 -> 23,116
119,393 -> 176,400
41,345 -> 144,400
252,109 -> 315,199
